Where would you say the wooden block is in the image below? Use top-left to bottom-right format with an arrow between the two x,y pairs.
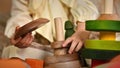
15,18 -> 49,39
51,41 -> 70,49
44,53 -> 79,66
54,18 -> 64,41
44,60 -> 81,68
0,58 -> 28,68
25,58 -> 44,68
85,40 -> 120,50
86,20 -> 120,32
98,14 -> 119,40
54,48 -> 68,56
65,20 -> 75,39
81,48 -> 120,60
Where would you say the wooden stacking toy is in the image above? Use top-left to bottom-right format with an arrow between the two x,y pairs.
81,0 -> 120,67
44,18 -> 81,68
13,17 -> 81,68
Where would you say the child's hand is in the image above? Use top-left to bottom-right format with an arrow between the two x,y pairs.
63,21 -> 90,54
62,31 -> 83,54
11,26 -> 34,48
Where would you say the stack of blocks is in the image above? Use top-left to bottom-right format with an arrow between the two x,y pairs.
44,18 -> 81,68
81,14 -> 120,67
81,0 -> 120,67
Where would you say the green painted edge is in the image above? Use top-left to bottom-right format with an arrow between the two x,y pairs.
81,48 -> 120,60
86,20 -> 120,32
85,40 -> 120,50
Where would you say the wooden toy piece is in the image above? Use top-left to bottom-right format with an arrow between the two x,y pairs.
84,14 -> 120,65
99,0 -> 115,40
51,41 -> 70,56
15,18 -> 49,39
44,60 -> 80,68
44,18 -> 81,68
92,0 -> 119,67
0,58 -> 28,68
0,58 -> 44,68
53,17 -> 66,56
51,20 -> 75,56
82,0 -> 120,67
65,20 -> 75,39
54,17 -> 65,41
86,20 -> 120,32
44,53 -> 81,68
51,41 -> 68,49
98,14 -> 119,40
81,48 -> 120,60
85,40 -> 120,50
25,58 -> 44,68
44,53 -> 79,66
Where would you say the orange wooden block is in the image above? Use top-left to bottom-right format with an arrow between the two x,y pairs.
0,59 -> 26,68
25,58 -> 44,68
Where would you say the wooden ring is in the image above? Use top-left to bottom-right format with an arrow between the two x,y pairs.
81,48 -> 120,60
86,20 -> 120,32
51,41 -> 70,49
44,53 -> 79,66
85,40 -> 120,50
15,18 -> 49,39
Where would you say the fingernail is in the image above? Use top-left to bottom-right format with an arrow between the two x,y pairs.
62,44 -> 65,47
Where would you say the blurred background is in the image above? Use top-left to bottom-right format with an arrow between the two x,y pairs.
0,0 -> 11,58
0,0 -> 120,58
0,0 -> 11,31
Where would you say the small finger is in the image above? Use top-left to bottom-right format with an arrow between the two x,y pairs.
27,36 -> 34,45
68,40 -> 78,54
62,38 -> 72,47
15,42 -> 23,48
22,34 -> 33,47
19,33 -> 31,47
11,37 -> 22,45
75,41 -> 83,52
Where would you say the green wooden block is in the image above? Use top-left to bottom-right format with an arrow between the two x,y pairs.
65,20 -> 74,30
81,48 -> 120,60
86,20 -> 120,32
85,40 -> 120,50
65,20 -> 75,39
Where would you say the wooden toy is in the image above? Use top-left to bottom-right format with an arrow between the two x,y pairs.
81,0 -> 120,67
14,18 -> 49,39
44,18 -> 81,68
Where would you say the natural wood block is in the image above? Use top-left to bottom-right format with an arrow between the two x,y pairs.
51,41 -> 70,49
44,53 -> 81,68
15,18 -> 49,39
54,48 -> 68,56
44,60 -> 81,68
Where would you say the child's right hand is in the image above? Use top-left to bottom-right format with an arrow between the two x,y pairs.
11,26 -> 34,48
